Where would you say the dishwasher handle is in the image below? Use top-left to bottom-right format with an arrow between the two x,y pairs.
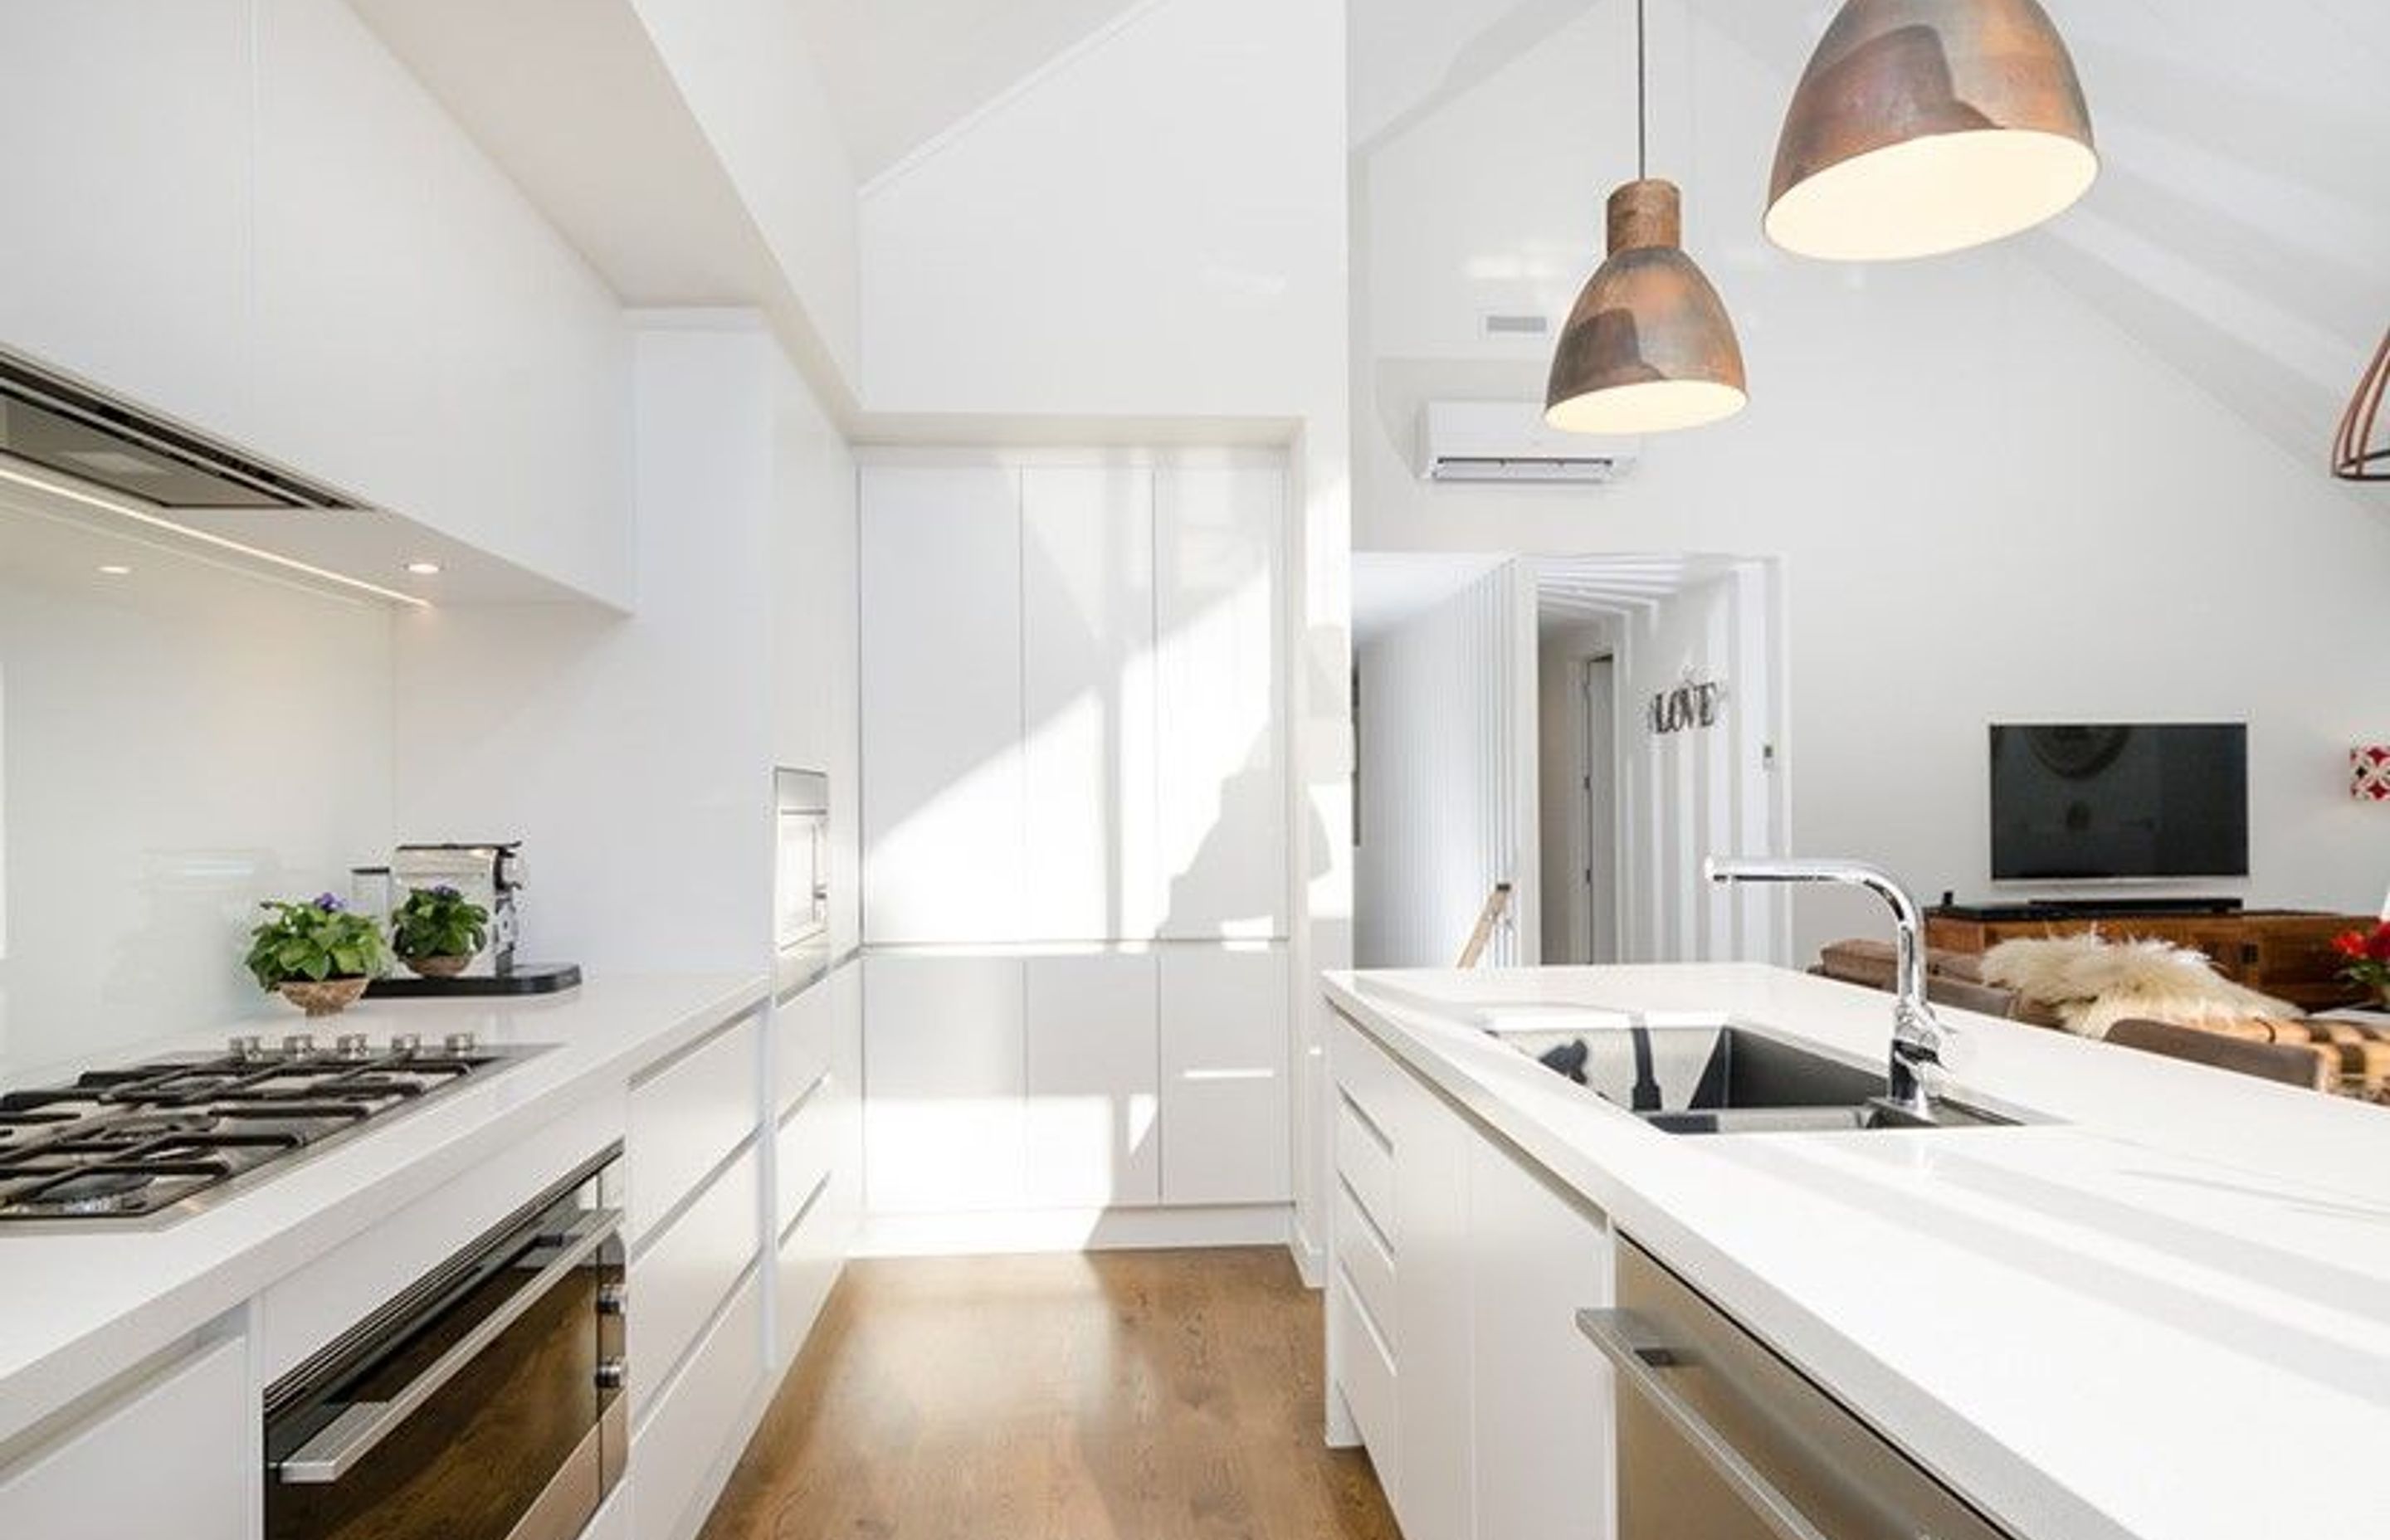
1577,1307 -> 1833,1540
276,1208 -> 621,1485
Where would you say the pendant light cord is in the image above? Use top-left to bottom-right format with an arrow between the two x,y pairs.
1636,0 -> 1647,179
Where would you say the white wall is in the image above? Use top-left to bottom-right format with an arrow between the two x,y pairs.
0,0 -> 634,607
0,491 -> 393,1072
629,0 -> 863,387
1353,2 -> 2390,962
1356,562 -> 1539,968
394,315 -> 856,974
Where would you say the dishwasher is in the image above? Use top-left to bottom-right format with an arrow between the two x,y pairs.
1578,1237 -> 2014,1540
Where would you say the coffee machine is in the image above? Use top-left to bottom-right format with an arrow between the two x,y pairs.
363,841 -> 581,997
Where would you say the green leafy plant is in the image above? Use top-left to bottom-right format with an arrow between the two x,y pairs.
246,894 -> 389,989
390,885 -> 490,962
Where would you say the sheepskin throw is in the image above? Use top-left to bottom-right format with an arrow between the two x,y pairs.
1981,933 -> 2300,1039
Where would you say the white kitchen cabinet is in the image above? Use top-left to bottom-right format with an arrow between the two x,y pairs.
627,1010 -> 763,1245
1024,952 -> 1161,1206
1022,468 -> 1160,941
1154,465 -> 1285,940
632,1270 -> 763,1540
1328,1011 -> 1617,1540
1471,1134 -> 1616,1540
863,952 -> 1027,1212
861,465 -> 1026,943
1393,1052 -> 1474,1540
629,1142 -> 763,1422
0,1335 -> 246,1540
1158,945 -> 1290,1204
0,2 -> 251,441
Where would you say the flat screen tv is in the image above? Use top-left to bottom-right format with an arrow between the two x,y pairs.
1988,723 -> 2249,881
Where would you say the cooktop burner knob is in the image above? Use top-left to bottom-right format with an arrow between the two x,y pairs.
227,1034 -> 264,1060
282,1034 -> 316,1057
444,1031 -> 478,1056
388,1033 -> 422,1056
335,1033 -> 371,1059
594,1358 -> 627,1391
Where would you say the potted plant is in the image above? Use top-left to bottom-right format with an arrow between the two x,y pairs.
2331,920 -> 2390,1007
246,894 -> 389,1016
390,885 -> 490,978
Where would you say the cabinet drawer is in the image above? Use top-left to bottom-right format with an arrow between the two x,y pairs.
1330,1279 -> 1399,1505
773,981 -> 835,1120
1334,1179 -> 1399,1355
774,1177 -> 843,1361
1335,1091 -> 1397,1248
632,1270 -> 763,1540
629,1011 -> 761,1244
0,1337 -> 246,1540
1331,1012 -> 1408,1140
630,1141 -> 760,1421
774,1079 -> 839,1240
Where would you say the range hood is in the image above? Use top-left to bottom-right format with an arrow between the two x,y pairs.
0,348 -> 358,511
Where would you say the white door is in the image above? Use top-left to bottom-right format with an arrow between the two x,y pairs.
862,953 -> 1027,1213
1022,467 -> 1159,941
1158,944 -> 1290,1205
860,465 -> 1025,943
1154,466 -> 1285,940
1024,952 -> 1161,1206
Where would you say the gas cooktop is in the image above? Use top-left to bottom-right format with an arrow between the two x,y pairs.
0,1031 -> 546,1228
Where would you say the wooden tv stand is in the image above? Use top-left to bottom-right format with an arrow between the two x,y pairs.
1925,906 -> 2373,1012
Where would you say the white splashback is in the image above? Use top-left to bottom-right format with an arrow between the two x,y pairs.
0,495 -> 394,1073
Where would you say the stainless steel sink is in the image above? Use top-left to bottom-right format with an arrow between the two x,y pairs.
1493,1022 -> 2024,1134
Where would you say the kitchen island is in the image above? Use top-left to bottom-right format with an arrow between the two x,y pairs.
1323,963 -> 2390,1540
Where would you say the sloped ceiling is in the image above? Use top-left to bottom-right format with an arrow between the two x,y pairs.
793,0 -> 1151,184
1353,0 -> 2390,475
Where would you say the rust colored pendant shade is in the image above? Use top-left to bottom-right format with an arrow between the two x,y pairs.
2334,326 -> 2390,481
1545,179 -> 1749,436
1767,0 -> 2098,261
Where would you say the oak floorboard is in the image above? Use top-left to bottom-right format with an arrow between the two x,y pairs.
698,1248 -> 1400,1540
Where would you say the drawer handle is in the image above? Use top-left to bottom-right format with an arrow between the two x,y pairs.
276,1210 -> 622,1485
1576,1308 -> 1832,1540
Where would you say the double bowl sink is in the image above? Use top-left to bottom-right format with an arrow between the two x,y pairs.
1488,1019 -> 2032,1135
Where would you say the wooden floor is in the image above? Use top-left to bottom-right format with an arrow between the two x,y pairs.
699,1248 -> 1401,1540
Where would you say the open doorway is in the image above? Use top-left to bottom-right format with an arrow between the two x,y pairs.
1533,554 -> 1791,966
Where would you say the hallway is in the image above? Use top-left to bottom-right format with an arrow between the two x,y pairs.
700,1249 -> 1399,1540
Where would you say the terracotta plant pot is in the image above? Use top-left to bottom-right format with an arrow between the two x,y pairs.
403,953 -> 472,980
280,977 -> 371,1017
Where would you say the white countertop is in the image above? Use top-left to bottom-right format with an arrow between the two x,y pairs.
0,971 -> 768,1445
1324,964 -> 2390,1540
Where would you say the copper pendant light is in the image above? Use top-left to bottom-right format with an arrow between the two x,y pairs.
1545,0 -> 1748,436
1766,0 -> 2098,262
2334,326 -> 2390,482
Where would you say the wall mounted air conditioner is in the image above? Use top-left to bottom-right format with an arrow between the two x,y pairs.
1417,401 -> 1640,485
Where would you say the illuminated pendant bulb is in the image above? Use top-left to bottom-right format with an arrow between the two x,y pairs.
1766,0 -> 2098,261
1545,179 -> 1749,436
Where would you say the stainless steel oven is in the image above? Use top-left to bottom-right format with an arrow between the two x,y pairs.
1578,1236 -> 2012,1540
265,1148 -> 626,1540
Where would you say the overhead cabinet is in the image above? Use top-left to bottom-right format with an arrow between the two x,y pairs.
861,460 -> 1285,947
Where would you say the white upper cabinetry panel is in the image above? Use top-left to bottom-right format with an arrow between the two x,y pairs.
861,465 -> 1027,944
1154,465 -> 1286,940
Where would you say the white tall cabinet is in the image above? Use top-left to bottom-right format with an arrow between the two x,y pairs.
859,466 -> 1027,945
859,457 -> 1290,1236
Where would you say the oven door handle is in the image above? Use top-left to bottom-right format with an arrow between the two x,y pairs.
1576,1307 -> 1833,1540
276,1208 -> 622,1486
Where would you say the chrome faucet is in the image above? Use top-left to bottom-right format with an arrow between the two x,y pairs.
1703,856 -> 1948,1115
